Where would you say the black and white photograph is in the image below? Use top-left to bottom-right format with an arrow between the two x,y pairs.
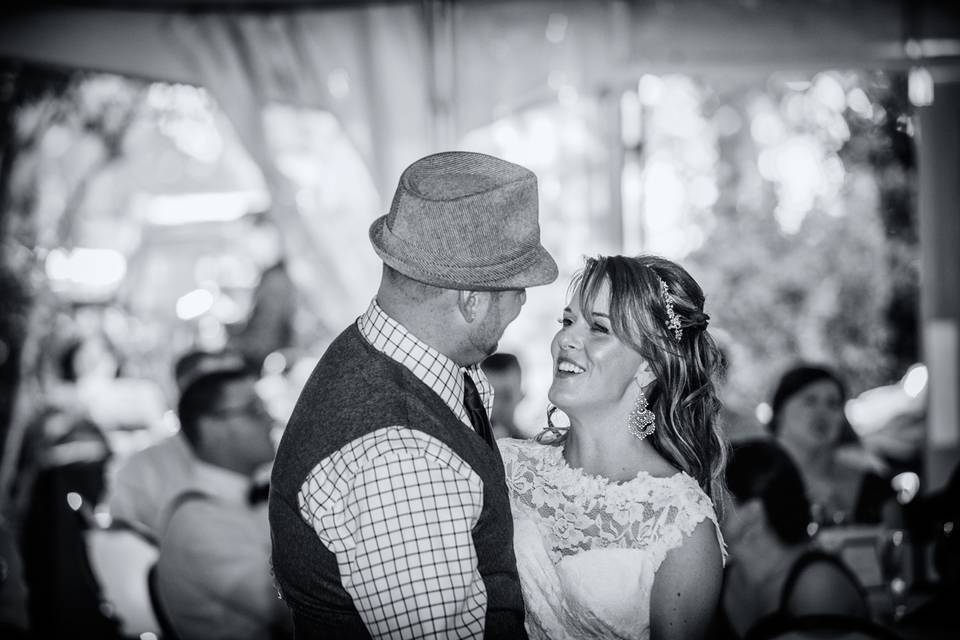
0,2 -> 958,639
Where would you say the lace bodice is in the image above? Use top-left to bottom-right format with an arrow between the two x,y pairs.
500,437 -> 724,640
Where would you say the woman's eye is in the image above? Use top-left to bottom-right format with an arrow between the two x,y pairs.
557,317 -> 572,327
591,323 -> 609,334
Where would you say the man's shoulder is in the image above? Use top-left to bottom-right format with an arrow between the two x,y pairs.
309,324 -> 398,381
164,491 -> 265,546
115,435 -> 194,481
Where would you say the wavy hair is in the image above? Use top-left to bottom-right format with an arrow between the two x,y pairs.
544,255 -> 728,510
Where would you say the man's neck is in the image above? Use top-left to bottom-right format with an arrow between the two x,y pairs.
375,295 -> 477,366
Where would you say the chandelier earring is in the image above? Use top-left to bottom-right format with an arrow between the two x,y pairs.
627,388 -> 656,441
537,404 -> 570,444
547,405 -> 561,431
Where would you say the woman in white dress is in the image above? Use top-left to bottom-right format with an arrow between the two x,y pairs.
500,255 -> 727,640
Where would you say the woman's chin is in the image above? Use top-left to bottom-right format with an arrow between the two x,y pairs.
547,387 -> 568,410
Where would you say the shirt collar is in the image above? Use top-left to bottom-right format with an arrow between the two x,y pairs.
192,460 -> 252,505
358,299 -> 494,428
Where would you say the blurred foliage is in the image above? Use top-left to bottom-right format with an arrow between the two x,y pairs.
0,62 -> 148,478
688,71 -> 918,422
0,62 -> 73,471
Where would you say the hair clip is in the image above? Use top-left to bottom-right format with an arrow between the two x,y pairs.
659,278 -> 683,342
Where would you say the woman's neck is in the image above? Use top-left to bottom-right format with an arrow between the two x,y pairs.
780,437 -> 834,474
563,410 -> 672,481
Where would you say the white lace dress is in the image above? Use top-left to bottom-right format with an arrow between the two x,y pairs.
499,437 -> 724,640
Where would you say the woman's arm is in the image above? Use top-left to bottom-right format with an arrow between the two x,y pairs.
650,518 -> 724,640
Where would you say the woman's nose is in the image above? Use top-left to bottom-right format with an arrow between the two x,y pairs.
557,327 -> 581,350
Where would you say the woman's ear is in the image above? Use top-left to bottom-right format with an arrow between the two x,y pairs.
635,359 -> 656,388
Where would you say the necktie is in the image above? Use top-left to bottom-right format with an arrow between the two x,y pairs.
463,372 -> 495,448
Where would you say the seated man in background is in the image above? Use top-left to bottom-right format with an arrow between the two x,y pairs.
106,349 -> 248,542
154,364 -> 291,640
480,352 -> 527,440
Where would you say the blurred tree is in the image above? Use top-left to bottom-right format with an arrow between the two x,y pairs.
689,71 -> 918,421
839,72 -> 918,378
0,62 -> 146,502
0,62 -> 72,502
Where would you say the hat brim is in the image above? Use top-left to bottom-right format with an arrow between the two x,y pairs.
369,215 -> 558,291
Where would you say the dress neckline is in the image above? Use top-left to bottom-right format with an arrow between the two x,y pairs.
541,441 -> 690,491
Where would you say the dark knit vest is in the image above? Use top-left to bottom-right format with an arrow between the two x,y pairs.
269,324 -> 527,639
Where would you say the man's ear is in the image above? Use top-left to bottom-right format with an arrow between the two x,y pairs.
457,290 -> 489,323
635,359 -> 656,388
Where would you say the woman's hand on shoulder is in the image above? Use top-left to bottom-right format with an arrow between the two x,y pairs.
650,518 -> 724,640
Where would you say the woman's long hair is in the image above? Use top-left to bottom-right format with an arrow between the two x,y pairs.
563,255 -> 728,510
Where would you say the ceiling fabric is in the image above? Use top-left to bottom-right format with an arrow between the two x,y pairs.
162,6 -> 435,328
168,5 -> 435,202
6,1 -> 950,204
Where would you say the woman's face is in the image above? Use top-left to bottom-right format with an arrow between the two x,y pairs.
777,379 -> 845,451
548,280 -> 646,419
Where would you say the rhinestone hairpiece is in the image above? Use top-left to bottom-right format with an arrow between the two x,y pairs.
659,278 -> 682,342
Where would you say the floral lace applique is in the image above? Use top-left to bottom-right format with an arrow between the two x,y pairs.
500,438 -> 724,568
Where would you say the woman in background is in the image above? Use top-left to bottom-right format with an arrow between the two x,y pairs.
768,365 -> 894,526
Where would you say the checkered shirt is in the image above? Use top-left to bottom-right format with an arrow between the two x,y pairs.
298,300 -> 495,638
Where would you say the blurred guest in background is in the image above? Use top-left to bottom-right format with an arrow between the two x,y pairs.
154,364 -> 290,640
105,348 -> 246,542
58,331 -> 167,436
718,438 -> 869,639
898,461 -> 960,636
0,510 -> 29,638
17,411 -> 124,639
481,352 -> 528,439
768,364 -> 895,526
228,212 -> 298,373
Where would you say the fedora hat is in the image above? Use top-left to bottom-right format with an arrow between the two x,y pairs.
369,151 -> 558,290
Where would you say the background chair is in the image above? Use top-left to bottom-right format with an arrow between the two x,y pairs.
744,614 -> 906,640
147,562 -> 181,640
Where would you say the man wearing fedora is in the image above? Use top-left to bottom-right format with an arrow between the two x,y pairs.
269,151 -> 557,638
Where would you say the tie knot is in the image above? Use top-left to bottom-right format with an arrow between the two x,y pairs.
463,372 -> 484,412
